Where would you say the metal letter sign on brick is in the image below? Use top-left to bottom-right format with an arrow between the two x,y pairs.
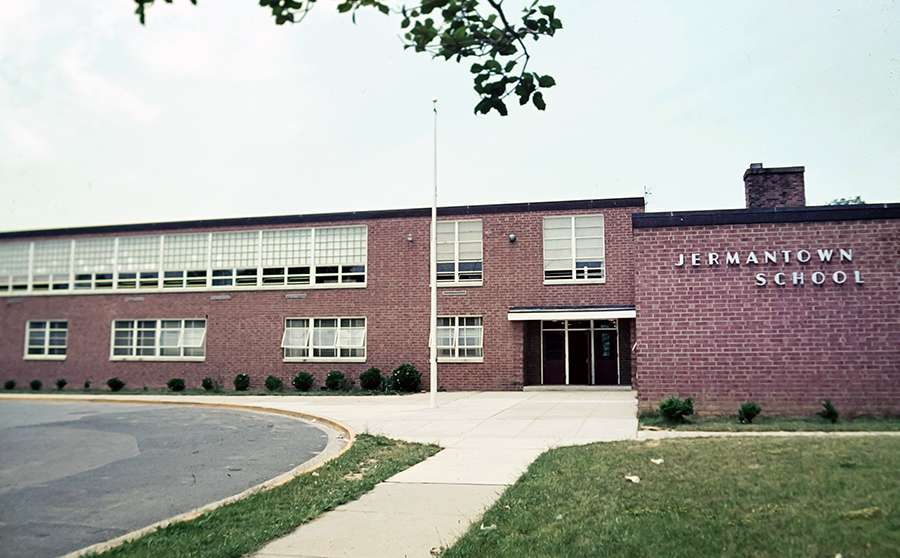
674,248 -> 864,287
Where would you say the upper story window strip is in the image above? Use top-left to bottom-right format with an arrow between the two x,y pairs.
0,224 -> 367,295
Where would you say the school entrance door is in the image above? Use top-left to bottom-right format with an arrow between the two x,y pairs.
541,320 -> 620,386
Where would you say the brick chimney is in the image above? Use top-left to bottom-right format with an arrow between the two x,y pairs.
743,164 -> 806,208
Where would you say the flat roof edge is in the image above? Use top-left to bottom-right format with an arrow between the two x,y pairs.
632,204 -> 900,228
0,198 -> 645,240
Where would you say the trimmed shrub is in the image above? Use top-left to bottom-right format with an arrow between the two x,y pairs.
359,367 -> 384,391
233,374 -> 251,391
30,379 -> 42,391
291,372 -> 314,392
389,363 -> 422,393
56,378 -> 67,391
201,377 -> 214,391
4,380 -> 15,390
265,375 -> 284,391
658,396 -> 694,423
818,400 -> 840,423
325,370 -> 346,391
84,380 -> 91,390
167,378 -> 186,392
106,377 -> 125,392
738,401 -> 762,424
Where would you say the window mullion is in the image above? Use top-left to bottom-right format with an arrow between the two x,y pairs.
26,242 -> 34,293
570,217 -> 578,280
454,222 -> 461,283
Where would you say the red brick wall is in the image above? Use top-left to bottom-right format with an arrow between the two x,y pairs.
1,203 -> 641,392
634,218 -> 900,416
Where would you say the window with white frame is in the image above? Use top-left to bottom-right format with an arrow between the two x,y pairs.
73,238 -> 115,290
111,319 -> 206,360
262,229 -> 311,285
162,233 -> 209,288
117,235 -> 162,289
0,242 -> 30,292
543,215 -> 605,282
32,241 -> 71,291
25,321 -> 68,359
313,227 -> 367,284
436,220 -> 483,283
436,316 -> 483,360
282,317 -> 366,360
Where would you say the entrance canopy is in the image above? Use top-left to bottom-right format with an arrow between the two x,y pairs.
507,305 -> 636,321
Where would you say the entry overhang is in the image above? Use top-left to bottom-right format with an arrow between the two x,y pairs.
507,305 -> 636,321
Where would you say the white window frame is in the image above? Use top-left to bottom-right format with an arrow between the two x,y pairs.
109,319 -> 206,361
543,215 -> 606,284
282,317 -> 366,362
435,220 -> 483,285
24,320 -> 68,360
436,316 -> 484,362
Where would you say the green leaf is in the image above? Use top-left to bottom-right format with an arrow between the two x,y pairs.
537,75 -> 556,88
470,63 -> 483,73
533,91 -> 546,110
504,60 -> 517,73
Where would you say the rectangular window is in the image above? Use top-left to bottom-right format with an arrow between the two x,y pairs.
436,220 -> 483,283
74,238 -> 116,290
436,316 -> 483,360
313,227 -> 367,284
111,319 -> 206,360
282,317 -> 366,361
543,215 -> 605,282
212,231 -> 260,287
162,233 -> 209,288
32,241 -> 72,291
25,321 -> 68,359
0,242 -> 30,292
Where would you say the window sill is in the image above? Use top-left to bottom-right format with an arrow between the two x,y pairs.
24,355 -> 66,361
283,357 -> 367,363
437,358 -> 484,364
0,282 -> 368,297
436,281 -> 483,288
109,357 -> 206,362
543,279 -> 606,286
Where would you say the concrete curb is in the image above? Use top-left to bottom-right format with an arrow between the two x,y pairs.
0,395 -> 356,558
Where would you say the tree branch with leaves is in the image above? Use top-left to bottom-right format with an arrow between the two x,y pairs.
133,0 -> 561,116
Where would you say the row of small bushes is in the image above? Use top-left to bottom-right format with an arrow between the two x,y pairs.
3,378 -> 119,391
232,364 -> 422,393
656,396 -> 841,424
3,364 -> 423,395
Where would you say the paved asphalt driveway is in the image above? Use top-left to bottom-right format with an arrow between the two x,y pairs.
0,401 -> 330,558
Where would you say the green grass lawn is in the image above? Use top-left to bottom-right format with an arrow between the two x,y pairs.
640,413 -> 900,431
442,436 -> 900,558
98,434 -> 439,558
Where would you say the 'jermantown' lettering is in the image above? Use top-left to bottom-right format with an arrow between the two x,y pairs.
674,249 -> 852,267
674,248 -> 863,287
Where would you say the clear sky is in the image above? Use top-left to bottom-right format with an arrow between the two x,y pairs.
1,0 -> 898,233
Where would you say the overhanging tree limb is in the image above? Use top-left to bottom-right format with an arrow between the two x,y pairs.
132,0 -> 561,116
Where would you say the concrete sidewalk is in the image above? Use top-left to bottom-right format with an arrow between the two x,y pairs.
2,390 -> 638,557
249,390 -> 637,558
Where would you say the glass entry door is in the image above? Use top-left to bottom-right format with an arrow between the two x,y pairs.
541,320 -> 620,385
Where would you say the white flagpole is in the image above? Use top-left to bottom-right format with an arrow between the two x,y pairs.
430,98 -> 438,409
